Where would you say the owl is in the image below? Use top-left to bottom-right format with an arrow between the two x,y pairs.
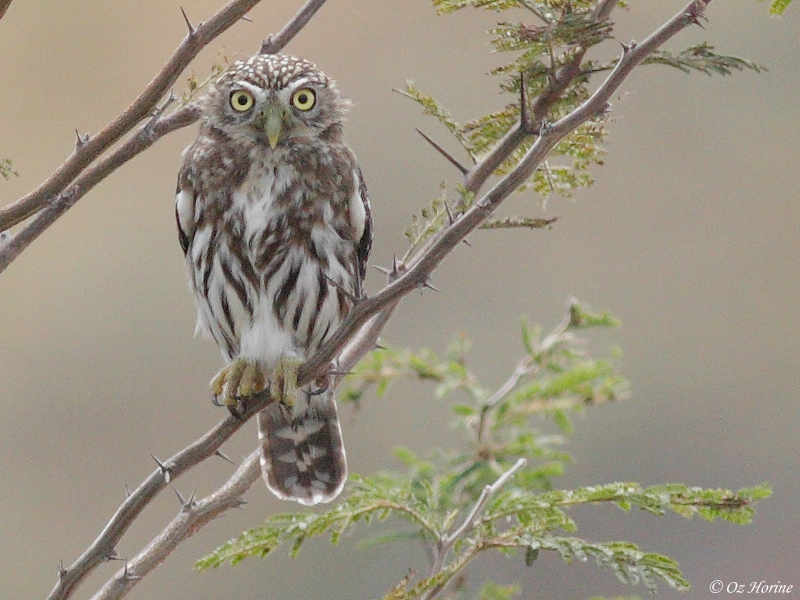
175,54 -> 372,506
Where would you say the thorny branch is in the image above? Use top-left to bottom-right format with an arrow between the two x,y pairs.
30,1 -> 713,599
0,0 -> 331,274
0,0 -> 13,22
0,0 -> 263,272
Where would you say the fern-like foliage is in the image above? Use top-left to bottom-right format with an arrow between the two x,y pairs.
198,300 -> 770,598
643,43 -> 766,75
400,1 -> 764,253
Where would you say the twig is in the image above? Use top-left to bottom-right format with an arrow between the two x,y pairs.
0,0 -> 261,235
296,0 -> 713,394
90,451 -> 261,600
0,0 -> 334,275
46,393 -> 271,600
476,298 -> 577,443
260,0 -> 330,54
0,106 -> 200,273
421,458 -> 527,600
462,0 -> 619,197
0,0 -> 13,21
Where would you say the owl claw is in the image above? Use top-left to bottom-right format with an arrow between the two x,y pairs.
210,358 -> 265,416
270,357 -> 301,408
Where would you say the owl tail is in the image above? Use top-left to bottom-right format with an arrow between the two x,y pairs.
257,388 -> 347,506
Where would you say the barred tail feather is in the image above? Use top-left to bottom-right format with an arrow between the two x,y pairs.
257,389 -> 347,506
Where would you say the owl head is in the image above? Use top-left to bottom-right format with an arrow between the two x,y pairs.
202,54 -> 351,149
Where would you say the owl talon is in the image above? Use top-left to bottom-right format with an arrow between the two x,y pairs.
270,357 -> 301,407
210,358 -> 265,415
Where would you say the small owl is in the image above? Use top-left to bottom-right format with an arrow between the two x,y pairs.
176,54 -> 372,505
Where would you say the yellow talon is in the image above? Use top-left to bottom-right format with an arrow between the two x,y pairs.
210,357 -> 265,413
270,356 -> 302,407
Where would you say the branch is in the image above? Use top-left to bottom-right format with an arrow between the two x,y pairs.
0,0 -> 332,275
297,0 -> 712,395
47,394 -> 271,600
91,451 -> 262,600
0,0 -> 261,233
0,105 -> 200,273
461,0 -> 619,196
0,0 -> 13,22
420,458 -> 528,600
260,0 -> 329,54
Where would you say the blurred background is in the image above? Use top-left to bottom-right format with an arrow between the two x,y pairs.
0,1 -> 797,598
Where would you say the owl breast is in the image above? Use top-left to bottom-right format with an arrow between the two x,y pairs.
183,143 -> 364,369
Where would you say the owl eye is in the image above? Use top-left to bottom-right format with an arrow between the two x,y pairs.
230,90 -> 254,112
291,88 -> 316,111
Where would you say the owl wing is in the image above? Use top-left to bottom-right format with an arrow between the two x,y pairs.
354,166 -> 373,297
175,147 -> 199,257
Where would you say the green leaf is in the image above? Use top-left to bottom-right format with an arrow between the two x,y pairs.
768,0 -> 793,15
643,43 -> 766,75
481,216 -> 558,230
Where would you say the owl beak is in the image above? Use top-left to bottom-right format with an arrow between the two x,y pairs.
263,105 -> 284,149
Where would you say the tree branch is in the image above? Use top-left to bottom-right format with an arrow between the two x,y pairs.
91,451 -> 262,600
0,0 -> 13,22
299,0 -> 712,399
46,393 -> 271,600
420,458 -> 528,600
0,0 -> 261,233
0,0 -> 333,275
260,0 -> 330,54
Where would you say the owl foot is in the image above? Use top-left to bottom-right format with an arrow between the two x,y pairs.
270,356 -> 302,408
210,358 -> 266,417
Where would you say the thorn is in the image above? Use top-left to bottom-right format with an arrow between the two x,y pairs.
74,129 -> 89,150
103,548 -> 119,562
323,273 -> 359,304
151,454 -> 171,483
421,279 -> 439,293
123,562 -> 141,581
231,497 -> 247,508
415,129 -> 468,175
374,342 -> 387,351
443,202 -> 456,225
59,560 -> 67,579
214,449 -> 236,465
538,119 -> 552,136
373,255 -> 403,280
462,238 -> 472,248
173,485 -> 195,509
180,7 -> 195,36
124,483 -> 131,497
239,15 -> 252,22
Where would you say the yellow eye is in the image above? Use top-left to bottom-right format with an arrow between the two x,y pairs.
230,90 -> 254,112
291,88 -> 316,111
